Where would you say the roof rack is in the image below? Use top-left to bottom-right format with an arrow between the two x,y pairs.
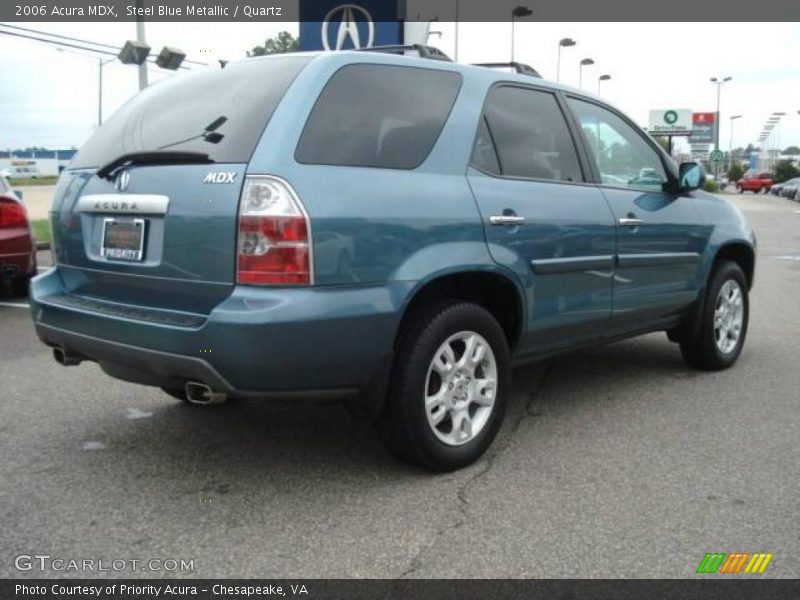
473,62 -> 542,78
354,44 -> 452,62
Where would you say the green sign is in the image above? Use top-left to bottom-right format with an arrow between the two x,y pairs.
710,149 -> 724,163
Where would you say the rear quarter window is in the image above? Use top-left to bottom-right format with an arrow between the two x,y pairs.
295,64 -> 462,170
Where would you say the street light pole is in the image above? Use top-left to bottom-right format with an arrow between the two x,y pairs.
510,6 -> 532,63
579,58 -> 594,88
454,0 -> 459,62
135,0 -> 148,90
598,74 -> 611,94
729,114 -> 741,171
557,37 -> 576,83
710,76 -> 732,178
772,112 -> 786,159
98,57 -> 115,126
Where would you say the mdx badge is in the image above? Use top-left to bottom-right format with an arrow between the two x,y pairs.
204,172 -> 236,184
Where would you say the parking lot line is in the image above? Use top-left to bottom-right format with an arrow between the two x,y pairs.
0,302 -> 30,308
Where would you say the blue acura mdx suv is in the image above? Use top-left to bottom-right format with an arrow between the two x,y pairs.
31,46 -> 756,471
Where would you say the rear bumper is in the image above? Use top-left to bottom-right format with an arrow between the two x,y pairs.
31,267 -> 407,398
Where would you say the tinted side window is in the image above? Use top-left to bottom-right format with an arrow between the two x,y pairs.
478,86 -> 582,182
567,98 -> 667,192
296,65 -> 462,169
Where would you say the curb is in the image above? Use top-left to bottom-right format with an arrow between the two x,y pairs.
36,242 -> 50,251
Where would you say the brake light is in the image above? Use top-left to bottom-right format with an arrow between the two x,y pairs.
0,196 -> 28,228
237,176 -> 312,286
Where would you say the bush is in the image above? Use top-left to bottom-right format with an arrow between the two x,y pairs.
703,179 -> 720,193
728,162 -> 744,182
774,160 -> 800,183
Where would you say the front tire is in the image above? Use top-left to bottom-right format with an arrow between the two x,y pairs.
380,302 -> 511,472
680,261 -> 749,370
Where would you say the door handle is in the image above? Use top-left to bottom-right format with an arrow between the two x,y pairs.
490,215 -> 526,226
618,217 -> 643,227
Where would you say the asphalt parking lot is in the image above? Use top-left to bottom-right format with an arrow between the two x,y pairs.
1,192 -> 798,579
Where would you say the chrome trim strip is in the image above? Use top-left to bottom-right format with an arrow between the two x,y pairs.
616,252 -> 701,268
530,255 -> 615,275
77,194 -> 169,215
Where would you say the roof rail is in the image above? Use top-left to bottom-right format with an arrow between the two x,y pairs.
354,44 -> 452,62
473,62 -> 542,78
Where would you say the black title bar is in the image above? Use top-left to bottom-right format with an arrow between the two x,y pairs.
1,0 -> 799,22
4,579 -> 800,600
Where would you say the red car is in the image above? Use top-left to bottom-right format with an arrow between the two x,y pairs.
0,176 -> 37,296
736,171 -> 773,194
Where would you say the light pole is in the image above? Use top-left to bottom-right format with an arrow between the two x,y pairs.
728,114 -> 741,171
454,0 -> 459,62
578,58 -> 594,88
772,112 -> 786,158
135,0 -> 148,90
98,57 -> 116,126
511,5 -> 532,63
710,76 -> 732,177
597,74 -> 611,94
557,37 -> 575,83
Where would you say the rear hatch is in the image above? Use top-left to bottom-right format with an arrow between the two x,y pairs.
50,55 -> 310,315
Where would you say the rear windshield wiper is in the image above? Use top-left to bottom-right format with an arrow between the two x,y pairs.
96,151 -> 214,180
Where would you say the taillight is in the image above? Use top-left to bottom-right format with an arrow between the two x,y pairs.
237,176 -> 312,286
0,196 -> 28,228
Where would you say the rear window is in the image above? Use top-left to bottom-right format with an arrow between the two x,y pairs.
71,56 -> 311,169
0,177 -> 7,193
295,64 -> 462,169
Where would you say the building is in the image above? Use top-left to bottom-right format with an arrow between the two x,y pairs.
0,149 -> 77,177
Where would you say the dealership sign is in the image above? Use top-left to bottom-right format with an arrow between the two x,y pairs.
299,0 -> 403,51
648,109 -> 692,136
691,112 -> 716,144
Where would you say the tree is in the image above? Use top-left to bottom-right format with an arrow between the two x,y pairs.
247,31 -> 299,57
653,136 -> 671,155
728,161 -> 744,182
783,146 -> 800,156
773,159 -> 800,183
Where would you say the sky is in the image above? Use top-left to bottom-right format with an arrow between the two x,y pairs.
1,21 -> 798,153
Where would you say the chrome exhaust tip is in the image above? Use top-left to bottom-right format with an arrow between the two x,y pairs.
53,347 -> 82,366
184,381 -> 227,405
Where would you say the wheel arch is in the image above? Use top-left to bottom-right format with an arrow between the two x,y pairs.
713,241 -> 755,289
394,268 -> 526,354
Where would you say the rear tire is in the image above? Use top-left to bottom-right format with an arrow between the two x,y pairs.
679,261 -> 749,371
11,274 -> 30,297
380,302 -> 511,472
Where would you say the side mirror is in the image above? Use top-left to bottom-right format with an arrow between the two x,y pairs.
14,189 -> 23,201
678,162 -> 705,192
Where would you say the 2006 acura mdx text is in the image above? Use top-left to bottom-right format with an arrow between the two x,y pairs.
31,47 -> 756,471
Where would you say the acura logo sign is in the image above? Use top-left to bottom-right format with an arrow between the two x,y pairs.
321,4 -> 375,51
115,170 -> 130,192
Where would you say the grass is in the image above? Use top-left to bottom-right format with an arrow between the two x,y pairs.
8,176 -> 59,186
30,219 -> 51,245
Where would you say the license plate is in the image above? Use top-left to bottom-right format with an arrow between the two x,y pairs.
101,218 -> 146,262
